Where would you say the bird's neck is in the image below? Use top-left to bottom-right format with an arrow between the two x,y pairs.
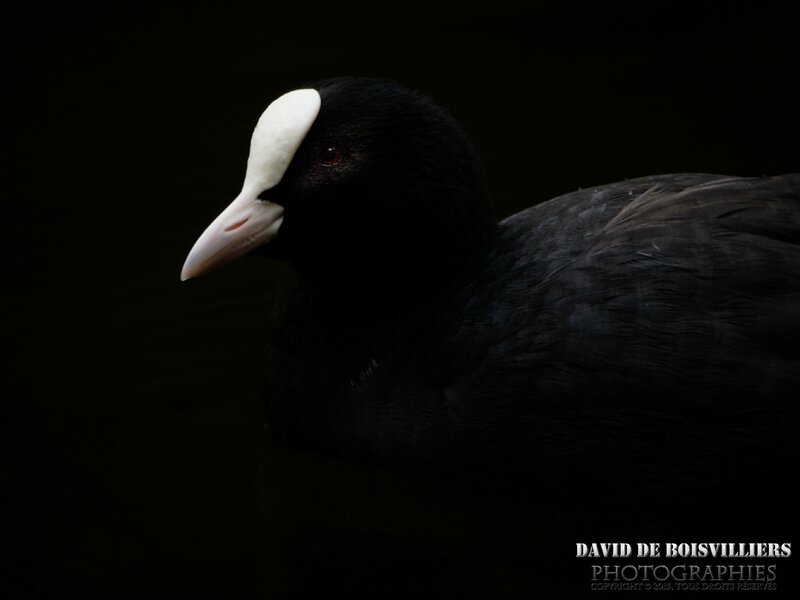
273,264 -> 453,352
265,226 -> 494,387
287,210 -> 498,306
262,214 -> 498,444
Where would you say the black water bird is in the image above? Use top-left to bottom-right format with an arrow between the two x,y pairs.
182,77 -> 799,514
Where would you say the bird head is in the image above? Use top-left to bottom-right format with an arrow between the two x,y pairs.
181,78 -> 493,292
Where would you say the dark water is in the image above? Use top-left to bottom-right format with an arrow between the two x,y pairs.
6,6 -> 800,597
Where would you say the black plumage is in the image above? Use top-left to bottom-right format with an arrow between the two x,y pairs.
190,77 -> 799,516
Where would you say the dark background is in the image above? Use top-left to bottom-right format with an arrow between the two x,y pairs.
5,3 -> 799,597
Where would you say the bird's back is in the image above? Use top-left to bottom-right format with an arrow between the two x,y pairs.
472,173 -> 800,400
425,173 -> 800,503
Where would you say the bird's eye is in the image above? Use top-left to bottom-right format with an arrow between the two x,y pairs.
319,146 -> 342,167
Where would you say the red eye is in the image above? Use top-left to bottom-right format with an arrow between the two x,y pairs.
319,146 -> 342,167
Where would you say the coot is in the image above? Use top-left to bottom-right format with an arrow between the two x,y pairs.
182,77 -> 799,509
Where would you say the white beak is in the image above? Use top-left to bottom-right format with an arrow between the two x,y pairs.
181,88 -> 321,280
180,193 -> 285,281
